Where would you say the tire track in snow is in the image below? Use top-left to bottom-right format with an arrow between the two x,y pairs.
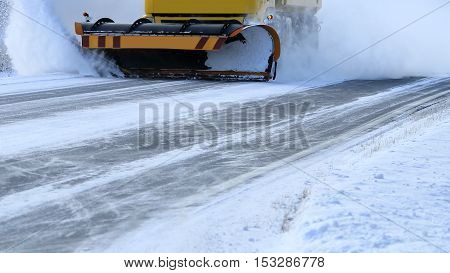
0,80 -> 234,125
0,74 -> 121,95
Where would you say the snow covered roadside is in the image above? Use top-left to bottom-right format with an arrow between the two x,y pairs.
102,99 -> 450,253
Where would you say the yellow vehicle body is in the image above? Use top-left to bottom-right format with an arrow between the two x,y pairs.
145,0 -> 322,23
146,0 -> 259,23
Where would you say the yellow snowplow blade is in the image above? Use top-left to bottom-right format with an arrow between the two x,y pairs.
79,34 -> 229,51
75,19 -> 281,81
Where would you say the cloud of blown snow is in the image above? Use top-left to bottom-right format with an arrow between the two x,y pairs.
4,0 -> 450,80
4,0 -> 94,75
279,0 -> 450,81
3,0 -> 128,76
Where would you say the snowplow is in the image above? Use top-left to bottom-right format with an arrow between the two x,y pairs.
75,0 -> 321,81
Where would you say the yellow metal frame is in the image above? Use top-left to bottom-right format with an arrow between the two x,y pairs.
152,16 -> 245,24
75,22 -> 281,63
80,35 -> 226,51
145,0 -> 260,18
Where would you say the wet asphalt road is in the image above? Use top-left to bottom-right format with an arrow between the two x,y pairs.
0,76 -> 449,252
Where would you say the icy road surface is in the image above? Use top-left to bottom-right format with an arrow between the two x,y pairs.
0,74 -> 450,252
109,105 -> 450,253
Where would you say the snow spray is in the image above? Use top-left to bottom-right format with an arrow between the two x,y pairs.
3,0 -> 450,80
278,0 -> 450,81
3,0 -> 124,76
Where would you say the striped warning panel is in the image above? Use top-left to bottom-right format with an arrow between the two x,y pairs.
80,35 -> 228,51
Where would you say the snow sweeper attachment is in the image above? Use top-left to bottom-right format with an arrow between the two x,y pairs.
75,19 -> 281,81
